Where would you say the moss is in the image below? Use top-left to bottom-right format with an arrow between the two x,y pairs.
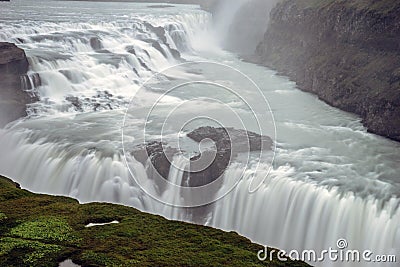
0,237 -> 62,267
80,250 -> 124,267
0,176 -> 310,267
0,212 -> 7,221
8,216 -> 82,244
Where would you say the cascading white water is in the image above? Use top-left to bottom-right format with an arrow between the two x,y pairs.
0,1 -> 399,266
159,155 -> 190,220
0,123 -> 190,220
0,1 -> 211,115
210,165 -> 400,266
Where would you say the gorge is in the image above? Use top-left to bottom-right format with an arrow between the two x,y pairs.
0,0 -> 399,266
254,0 -> 400,141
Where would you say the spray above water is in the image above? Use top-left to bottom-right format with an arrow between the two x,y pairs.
212,0 -> 279,54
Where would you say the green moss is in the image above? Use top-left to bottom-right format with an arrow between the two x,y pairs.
0,237 -> 62,266
9,216 -> 81,244
0,176 -> 310,267
0,212 -> 6,221
80,250 -> 124,267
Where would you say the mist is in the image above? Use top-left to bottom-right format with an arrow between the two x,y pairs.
213,0 -> 280,55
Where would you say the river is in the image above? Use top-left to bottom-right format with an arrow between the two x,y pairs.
0,0 -> 399,266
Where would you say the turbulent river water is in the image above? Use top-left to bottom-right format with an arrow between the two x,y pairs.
0,0 -> 399,266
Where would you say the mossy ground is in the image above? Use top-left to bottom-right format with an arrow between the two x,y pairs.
0,176 -> 310,267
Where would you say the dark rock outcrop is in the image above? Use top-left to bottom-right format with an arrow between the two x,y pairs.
187,126 -> 272,153
132,126 -> 272,187
186,126 -> 272,187
66,96 -> 83,112
89,37 -> 103,51
131,127 -> 272,222
255,0 -> 400,141
133,141 -> 178,181
139,22 -> 182,60
0,42 -> 37,127
142,38 -> 182,61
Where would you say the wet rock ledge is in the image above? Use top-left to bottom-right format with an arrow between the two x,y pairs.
0,42 -> 37,127
133,126 -> 273,187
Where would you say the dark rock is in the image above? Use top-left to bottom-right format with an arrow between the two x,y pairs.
66,96 -> 83,112
131,126 -> 272,223
21,72 -> 41,90
132,141 -> 178,194
126,47 -> 152,71
145,141 -> 178,181
132,127 -> 272,187
0,42 -> 37,127
187,126 -> 273,153
89,37 -> 103,51
14,182 -> 21,189
0,42 -> 28,72
169,47 -> 181,60
141,22 -> 182,60
126,47 -> 136,56
143,39 -> 181,60
138,58 -> 151,70
93,103 -> 101,111
137,142 -> 177,177
144,22 -> 167,43
255,0 -> 400,141
185,126 -> 272,187
150,40 -> 168,58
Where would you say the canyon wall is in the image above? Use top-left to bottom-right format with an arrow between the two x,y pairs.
0,42 -> 36,127
255,0 -> 400,141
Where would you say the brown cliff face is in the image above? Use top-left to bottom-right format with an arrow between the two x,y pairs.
255,0 -> 400,141
0,42 -> 36,127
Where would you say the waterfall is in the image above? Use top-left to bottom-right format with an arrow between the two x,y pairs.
0,126 -> 192,221
159,155 -> 191,220
1,126 -> 398,266
0,10 -> 212,116
209,165 -> 400,266
0,1 -> 399,266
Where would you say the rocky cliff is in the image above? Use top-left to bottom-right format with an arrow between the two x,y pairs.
0,42 -> 37,127
255,0 -> 400,141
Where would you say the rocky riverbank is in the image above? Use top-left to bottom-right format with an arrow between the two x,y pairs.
255,0 -> 400,141
0,42 -> 37,127
0,176 -> 309,266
